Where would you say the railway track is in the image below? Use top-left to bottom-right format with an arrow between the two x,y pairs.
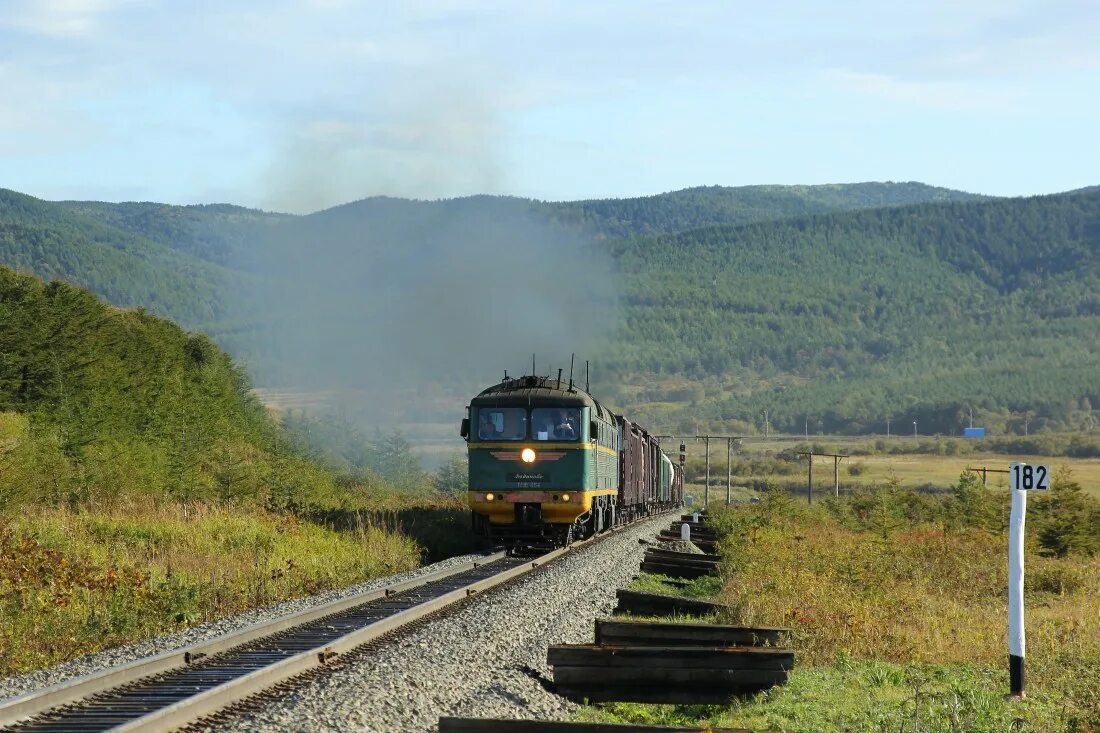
0,522 -> 645,733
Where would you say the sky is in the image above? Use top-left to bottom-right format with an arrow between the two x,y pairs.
1,0 -> 1098,213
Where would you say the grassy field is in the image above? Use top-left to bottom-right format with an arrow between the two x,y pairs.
0,499 -> 422,676
678,433 -> 1100,499
842,452 -> 1100,494
584,479 -> 1100,732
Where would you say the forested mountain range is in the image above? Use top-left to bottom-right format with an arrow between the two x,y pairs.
603,190 -> 1100,434
0,180 -> 983,335
0,181 -> 1097,436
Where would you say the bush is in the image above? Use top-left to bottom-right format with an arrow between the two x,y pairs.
1032,472 -> 1100,557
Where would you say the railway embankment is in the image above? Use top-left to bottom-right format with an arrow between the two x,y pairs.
214,516 -> 667,732
0,515 -> 670,732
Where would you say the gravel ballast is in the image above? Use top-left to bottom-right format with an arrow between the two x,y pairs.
216,517 -> 664,733
0,552 -> 492,702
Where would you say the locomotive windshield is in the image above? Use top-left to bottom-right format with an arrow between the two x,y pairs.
474,406 -> 581,441
532,408 -> 580,441
477,407 -> 527,440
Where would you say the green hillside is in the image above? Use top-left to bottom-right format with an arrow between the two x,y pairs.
0,266 -> 432,675
0,265 -> 351,510
0,189 -> 235,326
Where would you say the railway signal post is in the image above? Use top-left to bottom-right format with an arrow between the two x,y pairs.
1007,461 -> 1050,698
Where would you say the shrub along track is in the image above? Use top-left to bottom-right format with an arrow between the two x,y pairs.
0,515 -> 667,733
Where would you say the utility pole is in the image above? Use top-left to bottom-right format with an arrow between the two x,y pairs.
913,420 -> 918,439
726,438 -> 732,505
968,406 -> 974,429
804,416 -> 809,439
704,436 -> 710,507
807,450 -> 813,504
886,417 -> 890,438
657,434 -> 744,508
763,410 -> 769,438
834,455 -> 841,497
797,450 -> 847,504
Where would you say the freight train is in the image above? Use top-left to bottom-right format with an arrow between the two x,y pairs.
460,374 -> 683,548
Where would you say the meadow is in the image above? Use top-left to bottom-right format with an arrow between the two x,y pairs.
676,433 -> 1100,499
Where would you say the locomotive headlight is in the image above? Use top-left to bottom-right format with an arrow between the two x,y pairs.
521,448 -> 536,463
485,493 -> 495,502
560,493 -> 571,502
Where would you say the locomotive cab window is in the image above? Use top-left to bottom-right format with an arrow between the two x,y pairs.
476,408 -> 527,440
531,408 -> 580,441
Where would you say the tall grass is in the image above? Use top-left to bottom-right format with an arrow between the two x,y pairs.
589,476 -> 1099,731
707,481 -> 1100,730
0,498 -> 420,675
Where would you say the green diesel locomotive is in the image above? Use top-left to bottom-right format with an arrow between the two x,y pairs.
460,374 -> 683,548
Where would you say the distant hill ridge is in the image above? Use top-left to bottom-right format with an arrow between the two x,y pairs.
0,180 -> 985,320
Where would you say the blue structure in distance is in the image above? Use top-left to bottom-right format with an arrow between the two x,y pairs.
963,427 -> 986,438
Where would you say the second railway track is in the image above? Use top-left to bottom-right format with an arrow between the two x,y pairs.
0,520 -> 654,733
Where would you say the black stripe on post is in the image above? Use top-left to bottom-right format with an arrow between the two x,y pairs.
1009,654 -> 1025,698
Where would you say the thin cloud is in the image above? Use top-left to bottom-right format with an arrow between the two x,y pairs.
2,0 -> 127,38
1,1 -> 1097,203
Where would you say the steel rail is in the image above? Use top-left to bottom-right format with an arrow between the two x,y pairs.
1,515 -> 656,733
0,551 -> 506,729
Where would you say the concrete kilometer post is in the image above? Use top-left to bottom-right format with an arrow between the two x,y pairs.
1008,485 -> 1026,697
1007,461 -> 1050,698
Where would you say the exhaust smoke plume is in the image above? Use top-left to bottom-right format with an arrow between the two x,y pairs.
232,197 -> 619,459
262,82 -> 506,215
227,81 -> 620,466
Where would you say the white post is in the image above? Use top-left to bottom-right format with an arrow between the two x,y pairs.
681,523 -> 691,542
1006,460 -> 1048,698
1008,485 -> 1026,697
